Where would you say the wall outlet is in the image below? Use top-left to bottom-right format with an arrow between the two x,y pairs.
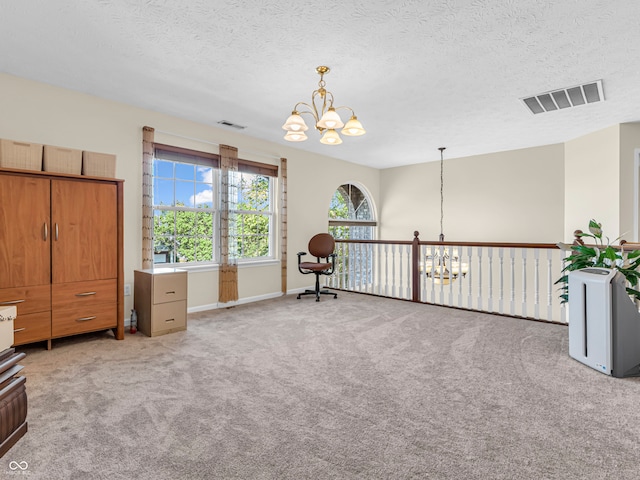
124,284 -> 131,296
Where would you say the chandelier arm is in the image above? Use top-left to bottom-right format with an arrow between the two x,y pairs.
293,102 -> 320,122
332,106 -> 356,115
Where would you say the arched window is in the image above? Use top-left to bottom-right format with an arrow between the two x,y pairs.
328,183 -> 376,239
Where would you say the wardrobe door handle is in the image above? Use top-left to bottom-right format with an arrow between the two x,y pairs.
55,223 -> 59,241
43,223 -> 48,241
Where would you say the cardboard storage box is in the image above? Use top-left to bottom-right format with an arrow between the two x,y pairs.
43,145 -> 82,174
82,151 -> 116,178
0,139 -> 43,171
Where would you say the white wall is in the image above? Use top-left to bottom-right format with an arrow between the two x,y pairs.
379,144 -> 565,243
564,125 -> 620,241
619,123 -> 640,240
0,73 -> 381,315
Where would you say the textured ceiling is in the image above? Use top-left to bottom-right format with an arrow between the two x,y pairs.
1,0 -> 640,168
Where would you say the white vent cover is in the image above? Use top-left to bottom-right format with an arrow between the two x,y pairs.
217,120 -> 247,129
521,80 -> 604,114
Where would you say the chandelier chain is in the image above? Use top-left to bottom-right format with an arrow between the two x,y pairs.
439,147 -> 446,242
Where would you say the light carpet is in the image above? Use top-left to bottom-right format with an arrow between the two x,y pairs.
4,292 -> 640,479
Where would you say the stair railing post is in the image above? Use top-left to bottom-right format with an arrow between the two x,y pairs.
412,231 -> 420,302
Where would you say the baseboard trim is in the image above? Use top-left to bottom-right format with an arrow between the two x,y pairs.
187,291 -> 284,313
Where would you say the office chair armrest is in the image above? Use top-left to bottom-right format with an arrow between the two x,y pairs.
297,251 -> 307,257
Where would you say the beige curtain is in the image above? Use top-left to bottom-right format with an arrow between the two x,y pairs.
142,126 -> 155,269
219,144 -> 239,303
280,157 -> 287,294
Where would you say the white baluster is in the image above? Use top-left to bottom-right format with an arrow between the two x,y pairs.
510,248 -> 516,315
547,248 -> 554,321
458,245 -> 464,308
477,247 -> 483,311
398,245 -> 404,299
391,244 -> 397,298
534,249 -> 540,320
467,246 -> 473,309
498,248 -> 504,314
430,246 -> 437,303
438,244 -> 445,305
376,243 -> 382,295
521,249 -> 527,318
384,243 -> 389,297
406,245 -> 412,299
448,246 -> 454,306
421,245 -> 428,302
488,247 -> 494,312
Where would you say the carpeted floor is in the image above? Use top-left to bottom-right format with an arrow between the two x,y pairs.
4,292 -> 640,479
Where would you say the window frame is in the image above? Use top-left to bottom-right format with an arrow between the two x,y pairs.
230,171 -> 276,263
150,143 -> 279,267
328,183 -> 377,240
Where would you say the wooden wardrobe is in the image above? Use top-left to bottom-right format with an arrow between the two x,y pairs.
0,167 -> 124,349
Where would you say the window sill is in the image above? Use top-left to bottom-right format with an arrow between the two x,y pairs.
152,258 -> 280,273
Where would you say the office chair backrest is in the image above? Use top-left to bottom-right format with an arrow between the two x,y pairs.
308,233 -> 335,259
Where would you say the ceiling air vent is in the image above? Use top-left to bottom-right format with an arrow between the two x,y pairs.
521,80 -> 604,115
217,120 -> 247,130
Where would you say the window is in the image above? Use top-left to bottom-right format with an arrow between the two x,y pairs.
151,144 -> 277,265
153,146 -> 218,264
231,172 -> 273,259
328,183 -> 376,239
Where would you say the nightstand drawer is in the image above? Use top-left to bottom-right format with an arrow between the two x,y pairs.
153,273 -> 187,304
150,300 -> 186,336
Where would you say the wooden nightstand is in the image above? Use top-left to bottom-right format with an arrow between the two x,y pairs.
134,268 -> 188,337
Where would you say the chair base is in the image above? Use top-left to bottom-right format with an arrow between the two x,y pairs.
297,288 -> 338,302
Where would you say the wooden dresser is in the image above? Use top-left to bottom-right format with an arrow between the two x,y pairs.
0,168 -> 124,349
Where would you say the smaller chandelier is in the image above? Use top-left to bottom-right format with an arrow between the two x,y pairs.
282,66 -> 366,145
423,248 -> 469,285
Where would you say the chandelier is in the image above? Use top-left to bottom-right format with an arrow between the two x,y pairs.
424,247 -> 469,285
282,66 -> 366,145
424,147 -> 468,284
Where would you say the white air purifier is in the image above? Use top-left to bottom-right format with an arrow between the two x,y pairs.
568,267 -> 640,377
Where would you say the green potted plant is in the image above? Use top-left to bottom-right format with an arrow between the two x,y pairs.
556,220 -> 640,303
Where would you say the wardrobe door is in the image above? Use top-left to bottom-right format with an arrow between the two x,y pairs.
0,174 -> 50,289
51,179 -> 117,284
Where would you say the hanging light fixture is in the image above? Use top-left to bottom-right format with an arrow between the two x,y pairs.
282,66 -> 366,145
425,147 -> 468,284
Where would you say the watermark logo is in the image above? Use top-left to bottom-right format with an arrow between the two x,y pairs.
9,461 -> 28,471
7,460 -> 29,475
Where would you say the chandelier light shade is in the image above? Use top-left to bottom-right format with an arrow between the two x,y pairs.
283,130 -> 308,142
320,129 -> 342,145
282,66 -> 366,145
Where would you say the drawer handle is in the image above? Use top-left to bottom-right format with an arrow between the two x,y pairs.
75,292 -> 97,297
165,291 -> 176,295
76,316 -> 97,322
13,328 -> 26,333
165,318 -> 175,323
0,299 -> 25,305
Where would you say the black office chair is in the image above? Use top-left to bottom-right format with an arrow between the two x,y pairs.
297,233 -> 338,301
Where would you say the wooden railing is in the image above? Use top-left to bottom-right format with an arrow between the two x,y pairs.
329,232 -> 567,324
